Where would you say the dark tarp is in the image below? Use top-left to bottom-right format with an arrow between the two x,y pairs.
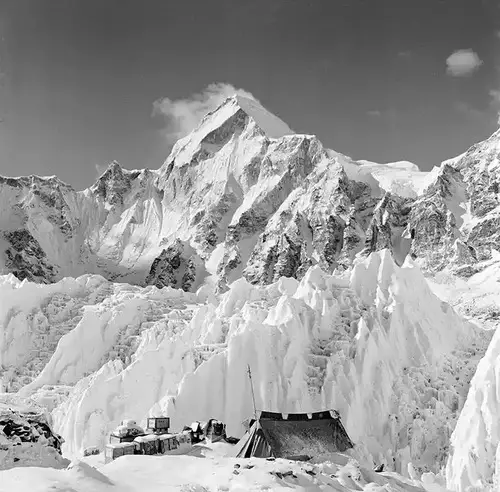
234,410 -> 353,460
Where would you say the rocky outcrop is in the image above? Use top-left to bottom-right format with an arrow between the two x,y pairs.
92,161 -> 139,207
406,164 -> 467,272
444,130 -> 500,263
145,239 -> 202,292
361,192 -> 413,265
241,151 -> 374,286
0,403 -> 69,470
3,229 -> 56,283
449,240 -> 479,278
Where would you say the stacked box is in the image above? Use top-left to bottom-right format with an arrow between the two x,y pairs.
177,431 -> 192,445
109,434 -> 138,444
147,417 -> 170,433
104,443 -> 135,464
158,434 -> 172,454
157,435 -> 166,454
133,434 -> 160,455
170,436 -> 179,451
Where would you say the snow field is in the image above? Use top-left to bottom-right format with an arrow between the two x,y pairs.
0,452 -> 452,492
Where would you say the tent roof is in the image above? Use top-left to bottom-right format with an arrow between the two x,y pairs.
258,410 -> 340,421
235,409 -> 353,460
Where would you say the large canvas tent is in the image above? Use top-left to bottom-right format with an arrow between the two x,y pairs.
234,410 -> 353,461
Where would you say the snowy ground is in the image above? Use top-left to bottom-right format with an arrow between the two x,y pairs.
1,450 -> 451,492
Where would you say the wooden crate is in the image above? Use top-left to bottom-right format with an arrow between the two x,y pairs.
147,417 -> 170,433
133,434 -> 160,455
104,443 -> 135,463
158,434 -> 175,454
109,433 -> 138,444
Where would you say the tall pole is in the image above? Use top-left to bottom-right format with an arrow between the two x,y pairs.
247,364 -> 258,420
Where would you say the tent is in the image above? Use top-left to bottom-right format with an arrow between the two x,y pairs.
234,410 -> 354,461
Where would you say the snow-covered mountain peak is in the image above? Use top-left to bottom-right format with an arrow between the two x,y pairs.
444,128 -> 500,173
160,94 -> 295,174
197,94 -> 294,139
231,94 -> 295,138
1,96 -> 500,290
89,161 -> 155,207
0,173 -> 74,193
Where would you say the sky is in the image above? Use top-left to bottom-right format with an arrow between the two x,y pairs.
0,0 -> 499,190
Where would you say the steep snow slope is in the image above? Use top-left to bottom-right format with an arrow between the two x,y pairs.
1,251 -> 487,481
0,167 -> 164,284
353,159 -> 439,199
0,272 -> 195,393
444,129 -> 500,261
429,251 -> 500,329
446,322 -> 500,492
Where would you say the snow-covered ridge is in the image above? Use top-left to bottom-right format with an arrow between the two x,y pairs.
344,158 -> 440,199
1,95 -> 498,290
234,94 -> 295,138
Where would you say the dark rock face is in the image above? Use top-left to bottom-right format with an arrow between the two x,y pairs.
361,193 -> 413,265
407,166 -> 465,271
242,158 -> 372,285
201,108 -> 249,148
0,405 -> 68,470
445,130 -> 500,263
0,415 -> 62,450
3,229 -> 56,283
193,187 -> 242,254
273,233 -> 303,280
145,239 -> 200,292
93,161 -> 135,206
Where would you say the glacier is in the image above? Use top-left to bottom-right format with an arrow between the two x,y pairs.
0,251 -> 490,485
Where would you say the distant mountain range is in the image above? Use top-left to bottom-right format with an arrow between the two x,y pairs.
1,94 -> 499,289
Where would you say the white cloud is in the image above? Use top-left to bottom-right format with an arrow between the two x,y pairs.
446,49 -> 483,77
367,110 -> 382,117
153,83 -> 259,144
490,90 -> 500,124
453,101 -> 484,120
94,163 -> 108,178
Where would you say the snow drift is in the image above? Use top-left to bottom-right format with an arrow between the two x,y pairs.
1,452 -> 452,492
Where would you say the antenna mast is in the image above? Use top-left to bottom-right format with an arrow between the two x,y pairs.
247,364 -> 258,419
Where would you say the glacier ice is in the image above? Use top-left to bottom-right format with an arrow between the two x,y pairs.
0,250 -> 488,483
